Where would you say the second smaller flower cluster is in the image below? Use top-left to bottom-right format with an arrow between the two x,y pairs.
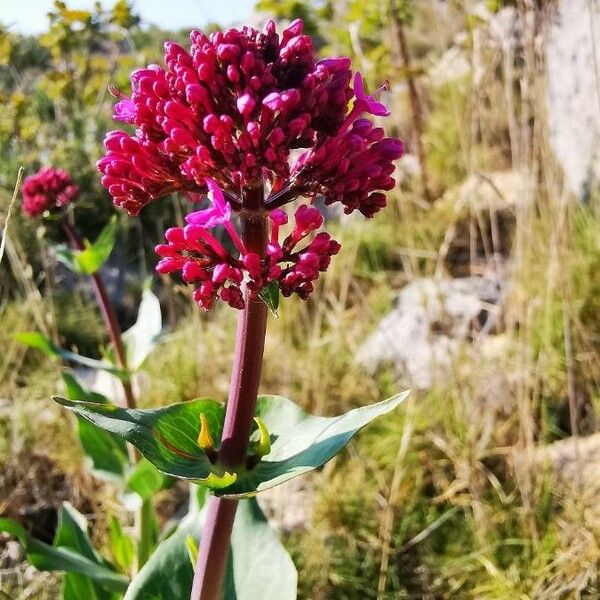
21,167 -> 79,218
155,179 -> 340,310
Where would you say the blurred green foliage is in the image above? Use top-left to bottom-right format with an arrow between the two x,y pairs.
0,1 -> 193,303
1,1 -> 129,206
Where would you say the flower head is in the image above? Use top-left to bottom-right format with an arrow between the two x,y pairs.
100,19 -> 402,309
291,119 -> 404,217
21,167 -> 79,218
155,185 -> 340,310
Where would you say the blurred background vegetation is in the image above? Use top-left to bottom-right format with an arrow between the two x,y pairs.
2,0 -> 600,598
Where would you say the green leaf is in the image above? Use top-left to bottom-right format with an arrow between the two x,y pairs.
109,517 -> 135,574
124,494 -> 296,600
225,498 -> 297,599
16,331 -> 128,379
54,503 -> 104,564
125,458 -> 171,501
137,499 -> 159,569
15,330 -> 56,355
222,392 -> 410,497
62,373 -> 129,482
258,281 -> 280,317
0,510 -> 128,594
75,216 -> 118,275
54,392 -> 409,497
54,503 -> 117,600
53,396 -> 231,488
185,535 -> 198,567
122,287 -> 162,370
123,486 -> 206,600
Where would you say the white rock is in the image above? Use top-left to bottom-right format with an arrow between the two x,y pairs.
546,0 -> 600,197
450,169 -> 534,212
357,277 -> 503,389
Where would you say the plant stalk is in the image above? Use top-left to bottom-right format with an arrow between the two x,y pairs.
61,219 -> 136,410
137,498 -> 156,568
190,187 -> 269,600
62,218 -> 156,569
389,0 -> 432,202
62,218 -> 157,570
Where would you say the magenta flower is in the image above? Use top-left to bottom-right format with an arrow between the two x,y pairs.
290,119 -> 404,216
100,18 -> 402,309
155,192 -> 340,310
108,85 -> 136,124
185,178 -> 232,228
351,72 -> 391,117
21,167 -> 79,218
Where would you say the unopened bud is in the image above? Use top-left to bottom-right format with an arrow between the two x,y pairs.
253,417 -> 271,457
197,413 -> 215,452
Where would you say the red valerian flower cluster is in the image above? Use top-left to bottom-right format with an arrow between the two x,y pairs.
21,168 -> 79,218
155,180 -> 340,309
98,18 -> 403,310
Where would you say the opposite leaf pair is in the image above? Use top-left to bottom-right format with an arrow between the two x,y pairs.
54,391 -> 410,497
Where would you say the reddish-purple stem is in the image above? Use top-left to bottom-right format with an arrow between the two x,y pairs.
191,186 -> 268,600
61,219 -> 137,411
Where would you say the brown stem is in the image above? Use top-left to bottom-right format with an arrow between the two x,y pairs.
190,186 -> 268,600
61,219 -> 136,410
390,0 -> 433,202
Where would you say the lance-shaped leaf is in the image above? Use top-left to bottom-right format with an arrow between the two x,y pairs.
54,503 -> 120,600
108,517 -> 135,574
0,505 -> 128,595
53,396 -> 234,488
54,392 -> 409,496
16,331 -> 128,379
62,373 -> 129,482
124,490 -> 297,600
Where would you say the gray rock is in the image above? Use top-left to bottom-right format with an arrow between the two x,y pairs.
546,0 -> 600,197
448,169 -> 533,212
356,277 -> 503,389
517,432 -> 600,492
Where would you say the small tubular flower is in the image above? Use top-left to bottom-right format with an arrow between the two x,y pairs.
185,178 -> 232,228
21,167 -> 79,218
351,72 -> 391,117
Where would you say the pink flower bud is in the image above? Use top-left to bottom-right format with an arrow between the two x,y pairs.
294,205 -> 323,236
237,93 -> 256,117
242,253 -> 262,278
